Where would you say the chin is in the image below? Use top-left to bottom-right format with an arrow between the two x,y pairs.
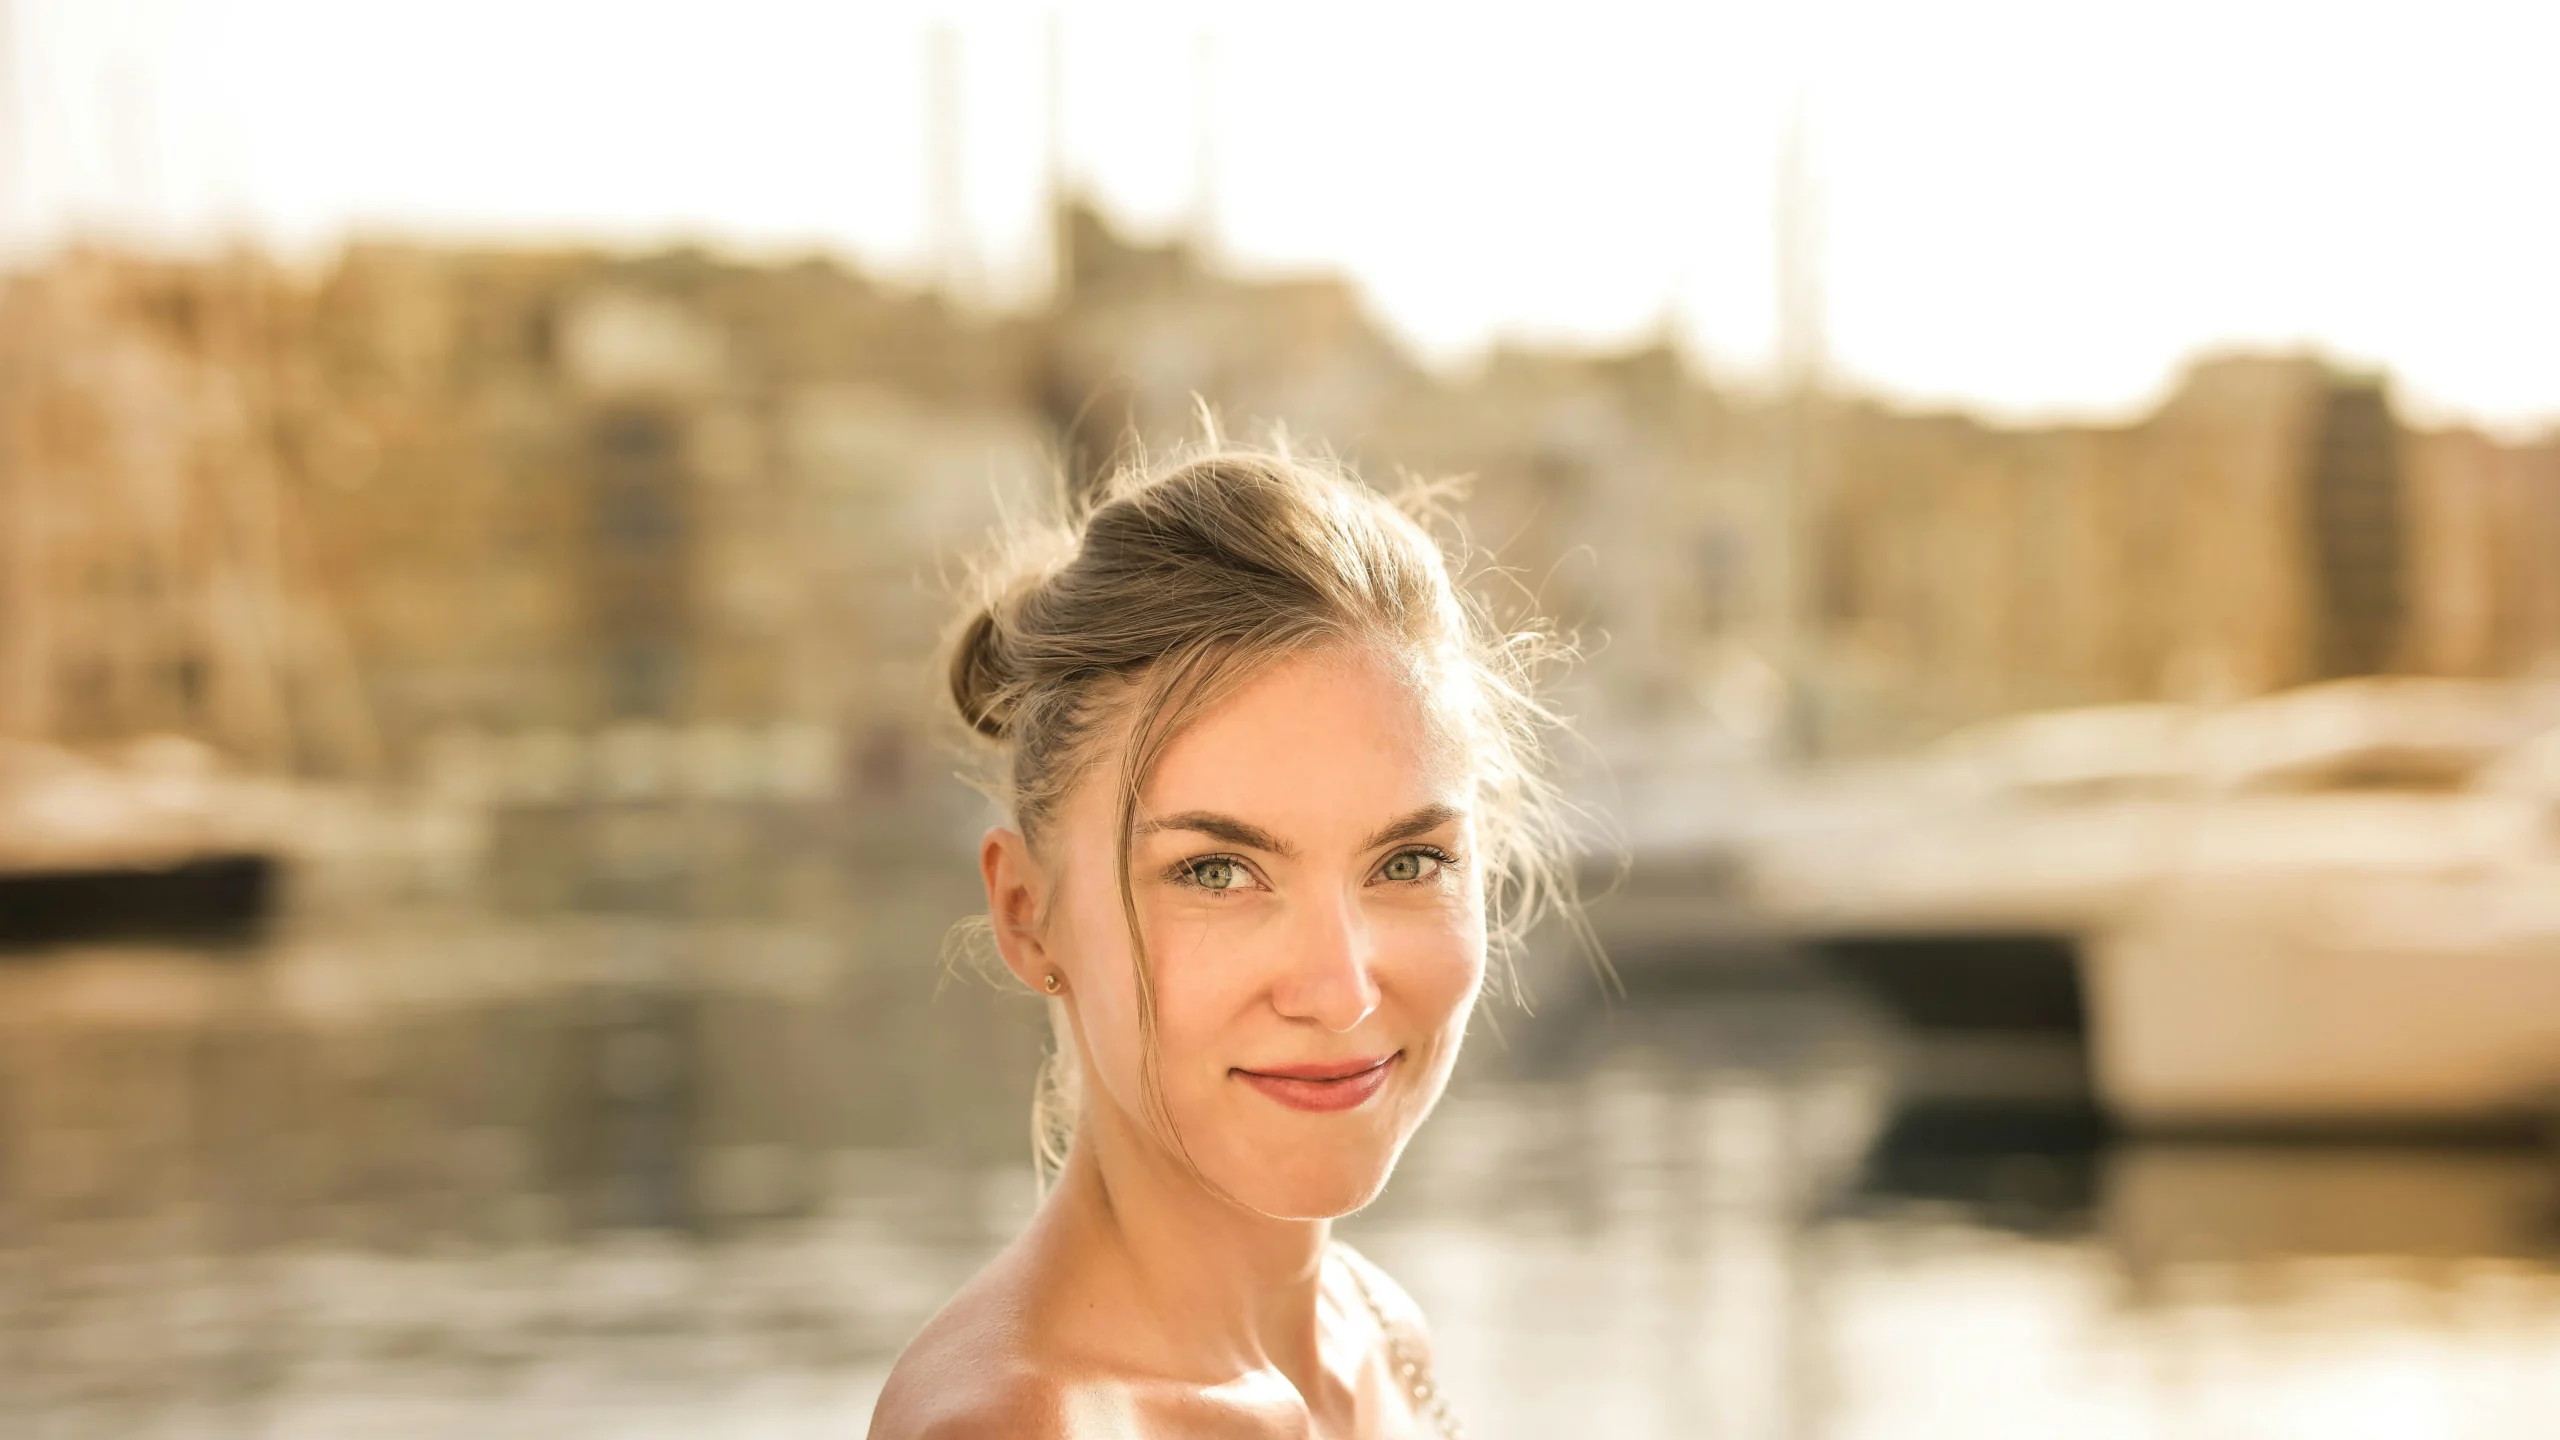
1200,1136 -> 1404,1221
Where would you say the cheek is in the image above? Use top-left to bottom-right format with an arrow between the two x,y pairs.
1058,883 -> 1272,1095
1385,893 -> 1489,1028
1135,901 -> 1272,1062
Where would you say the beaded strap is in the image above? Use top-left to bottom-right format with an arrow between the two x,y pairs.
1336,1248 -> 1463,1439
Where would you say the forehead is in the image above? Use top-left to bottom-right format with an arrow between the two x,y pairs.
1142,646 -> 1471,837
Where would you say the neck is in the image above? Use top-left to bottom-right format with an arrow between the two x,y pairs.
1039,1098 -> 1337,1397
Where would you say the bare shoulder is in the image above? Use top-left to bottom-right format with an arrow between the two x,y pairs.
867,1362 -> 1064,1440
866,1258 -> 1068,1440
871,1229 -> 1318,1440
867,1302 -> 1256,1440
866,1247 -> 1177,1440
1329,1240 -> 1435,1349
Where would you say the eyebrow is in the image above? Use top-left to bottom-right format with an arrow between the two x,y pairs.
1139,811 -> 1299,858
1136,802 -> 1466,859
1357,803 -> 1466,853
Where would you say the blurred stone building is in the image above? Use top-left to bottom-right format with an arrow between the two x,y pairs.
1041,198 -> 1429,487
302,244 -> 1048,753
1042,208 -> 2560,757
0,243 -> 1052,862
0,252 -> 377,776
1045,202 -> 1797,759
1811,358 -> 2560,749
3,207 -> 2554,810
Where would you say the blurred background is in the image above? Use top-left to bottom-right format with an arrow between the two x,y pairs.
5,2 -> 2560,1435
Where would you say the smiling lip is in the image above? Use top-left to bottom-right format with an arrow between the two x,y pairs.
1233,1053 -> 1400,1113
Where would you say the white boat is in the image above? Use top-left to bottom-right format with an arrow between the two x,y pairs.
1738,678 -> 2560,1129
2089,863 -> 2560,1130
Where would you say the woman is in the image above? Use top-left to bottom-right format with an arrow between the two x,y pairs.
868,450 -> 1578,1439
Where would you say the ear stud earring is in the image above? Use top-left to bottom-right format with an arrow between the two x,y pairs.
1042,972 -> 1063,994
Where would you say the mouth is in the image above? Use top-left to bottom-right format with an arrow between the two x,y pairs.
1231,1052 -> 1401,1114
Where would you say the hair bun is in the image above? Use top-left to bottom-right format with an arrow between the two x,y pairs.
948,604 -> 1013,740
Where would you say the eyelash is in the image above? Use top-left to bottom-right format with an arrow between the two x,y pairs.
1386,845 -> 1461,879
1164,846 -> 1462,894
1166,853 -> 1256,894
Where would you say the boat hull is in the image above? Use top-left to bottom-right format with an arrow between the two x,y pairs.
2088,873 -> 2560,1130
0,853 -> 278,950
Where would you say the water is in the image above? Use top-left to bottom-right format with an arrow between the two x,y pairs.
4,854 -> 2558,1438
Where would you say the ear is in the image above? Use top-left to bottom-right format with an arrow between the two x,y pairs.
980,826 -> 1052,989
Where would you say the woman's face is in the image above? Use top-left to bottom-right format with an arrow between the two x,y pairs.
1029,643 -> 1486,1220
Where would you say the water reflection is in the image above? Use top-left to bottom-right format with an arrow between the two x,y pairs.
3,863 -> 2558,1437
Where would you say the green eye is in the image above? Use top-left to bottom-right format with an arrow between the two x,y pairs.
1188,858 -> 1243,891
1380,850 -> 1442,883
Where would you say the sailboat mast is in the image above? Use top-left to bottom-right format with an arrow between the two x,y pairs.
1771,94 -> 1826,759
0,0 -> 44,743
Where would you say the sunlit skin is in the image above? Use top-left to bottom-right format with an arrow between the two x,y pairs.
868,643 -> 1485,1439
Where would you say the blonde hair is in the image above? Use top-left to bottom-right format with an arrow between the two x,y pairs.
945,447 -> 1584,1182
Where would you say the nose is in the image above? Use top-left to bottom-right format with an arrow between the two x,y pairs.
1269,886 -> 1382,1034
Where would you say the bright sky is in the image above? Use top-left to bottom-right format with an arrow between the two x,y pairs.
7,0 -> 2556,430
